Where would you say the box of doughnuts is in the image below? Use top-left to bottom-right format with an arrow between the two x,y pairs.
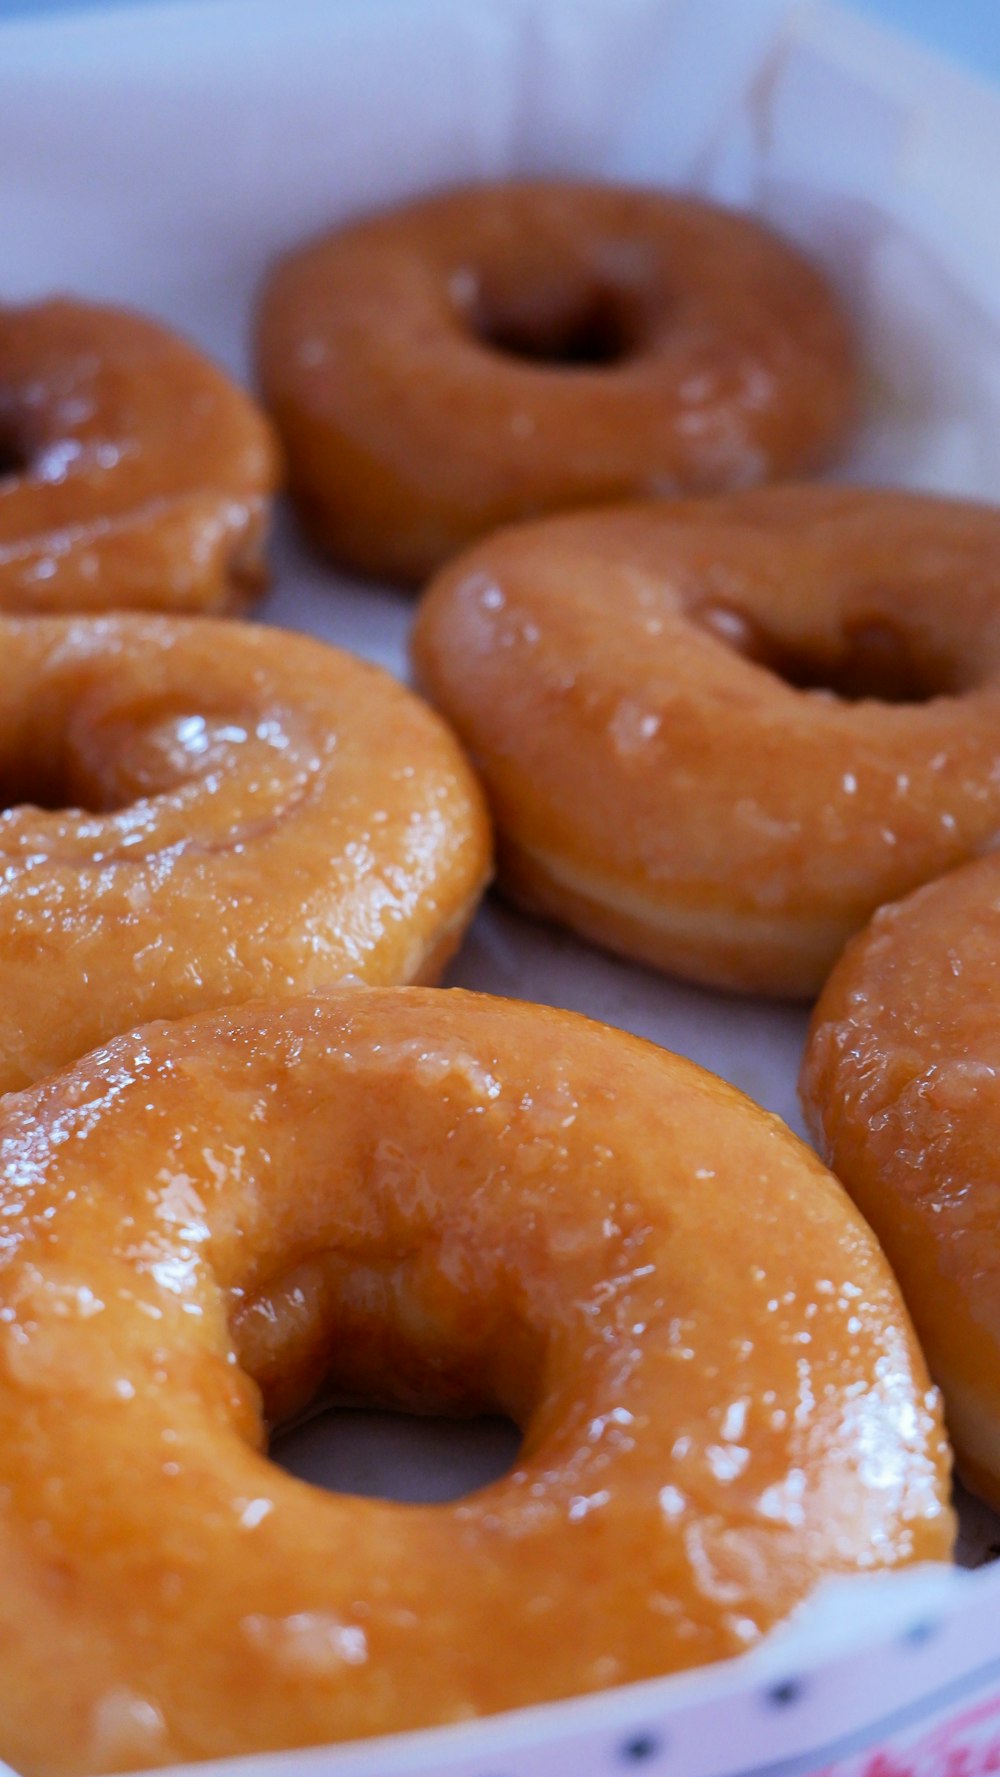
2,0 -> 1000,1772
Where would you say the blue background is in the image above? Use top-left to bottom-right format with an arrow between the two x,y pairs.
1,0 -> 999,86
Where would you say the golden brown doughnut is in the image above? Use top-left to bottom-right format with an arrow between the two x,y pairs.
256,181 -> 856,583
0,986 -> 952,1775
802,852 -> 1000,1511
0,615 -> 489,1092
0,299 -> 280,612
413,486 -> 1000,998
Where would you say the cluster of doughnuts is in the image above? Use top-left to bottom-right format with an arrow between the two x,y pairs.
0,177 -> 989,1775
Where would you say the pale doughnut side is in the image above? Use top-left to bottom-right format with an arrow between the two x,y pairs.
0,988 -> 952,1774
496,833 -> 857,998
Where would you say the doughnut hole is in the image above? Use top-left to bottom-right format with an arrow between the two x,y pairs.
0,755 -> 85,815
0,387 -> 50,482
695,603 -> 963,704
0,419 -> 29,481
0,710 -> 107,814
229,1251 -> 545,1431
230,1248 -> 535,1502
470,278 -> 643,369
64,700 -> 267,810
0,694 -> 262,815
272,1408 -> 522,1506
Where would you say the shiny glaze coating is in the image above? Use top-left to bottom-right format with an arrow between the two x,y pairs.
0,616 -> 489,1092
256,182 -> 855,584
0,987 -> 951,1774
802,853 -> 1000,1510
0,300 -> 280,612
413,486 -> 1000,997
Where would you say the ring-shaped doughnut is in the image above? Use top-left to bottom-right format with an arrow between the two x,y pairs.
413,486 -> 1000,997
256,182 -> 856,584
0,987 -> 951,1774
0,615 -> 489,1091
802,852 -> 1000,1510
0,299 -> 280,613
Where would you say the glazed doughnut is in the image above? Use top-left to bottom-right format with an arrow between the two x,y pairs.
413,486 -> 1000,998
256,181 -> 856,583
0,299 -> 280,612
802,852 -> 1000,1511
0,615 -> 489,1092
0,987 -> 951,1775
